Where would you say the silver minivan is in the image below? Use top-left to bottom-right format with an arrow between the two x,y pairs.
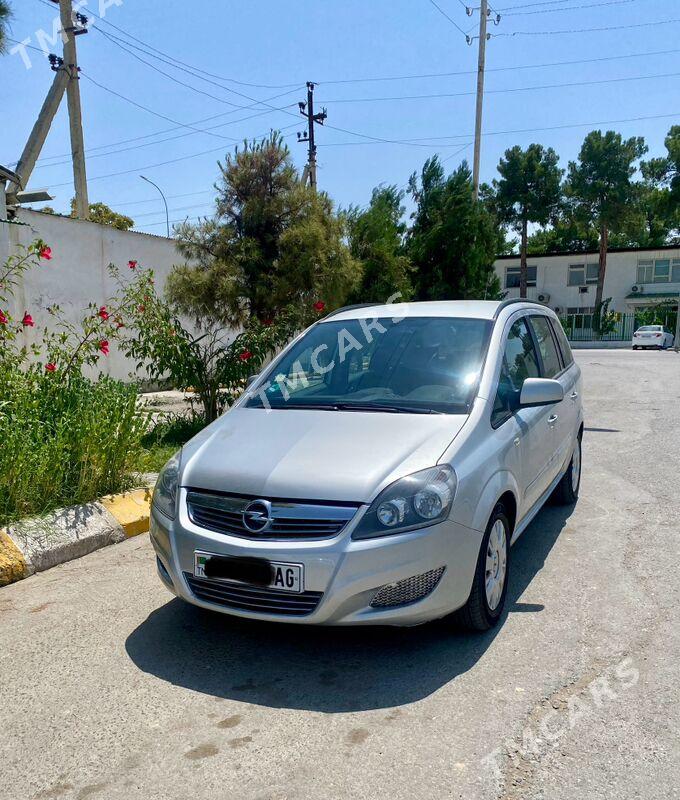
150,299 -> 583,630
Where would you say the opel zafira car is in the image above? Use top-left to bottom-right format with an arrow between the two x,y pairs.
150,299 -> 583,630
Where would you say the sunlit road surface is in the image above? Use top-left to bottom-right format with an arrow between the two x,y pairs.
1,348 -> 679,800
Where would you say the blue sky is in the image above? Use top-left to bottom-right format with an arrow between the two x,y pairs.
3,0 -> 679,233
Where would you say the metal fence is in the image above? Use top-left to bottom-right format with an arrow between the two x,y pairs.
559,312 -> 676,342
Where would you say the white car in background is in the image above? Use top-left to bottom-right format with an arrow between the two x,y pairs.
632,325 -> 675,350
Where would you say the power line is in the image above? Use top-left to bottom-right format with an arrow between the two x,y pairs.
312,46 -> 680,85
15,85 -> 302,169
316,111 -> 680,146
496,17 -> 680,36
135,214 -> 211,231
427,0 -> 470,38
79,72 -> 243,143
95,27 -> 282,111
112,189 -> 214,209
497,0 -> 594,9
83,4 -> 300,90
319,70 -> 680,104
30,102 -> 300,170
131,201 -> 215,220
6,37 -> 50,54
502,0 -> 637,14
95,28 -> 249,108
49,129 -> 300,188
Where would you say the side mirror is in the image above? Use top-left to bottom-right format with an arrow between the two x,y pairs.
246,374 -> 259,389
519,378 -> 563,408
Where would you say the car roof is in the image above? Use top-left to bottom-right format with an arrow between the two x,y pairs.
323,300 -> 550,323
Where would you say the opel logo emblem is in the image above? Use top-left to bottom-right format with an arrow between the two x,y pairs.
242,499 -> 272,533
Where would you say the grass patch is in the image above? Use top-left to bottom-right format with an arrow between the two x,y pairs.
138,412 -> 207,474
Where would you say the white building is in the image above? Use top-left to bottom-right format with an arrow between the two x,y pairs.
494,245 -> 680,317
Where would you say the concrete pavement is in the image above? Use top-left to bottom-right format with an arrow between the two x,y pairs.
1,349 -> 679,800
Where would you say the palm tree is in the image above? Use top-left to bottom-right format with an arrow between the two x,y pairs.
0,2 -> 12,54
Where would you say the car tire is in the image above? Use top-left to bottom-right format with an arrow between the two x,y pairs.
632,345 -> 638,350
551,433 -> 582,505
453,504 -> 510,632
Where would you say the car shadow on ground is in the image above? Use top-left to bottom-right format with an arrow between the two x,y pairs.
125,503 -> 574,712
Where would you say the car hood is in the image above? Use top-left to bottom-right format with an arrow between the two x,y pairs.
180,407 -> 468,504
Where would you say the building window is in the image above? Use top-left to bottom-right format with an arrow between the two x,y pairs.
637,258 -> 677,284
505,265 -> 537,289
567,263 -> 598,286
566,306 -> 595,315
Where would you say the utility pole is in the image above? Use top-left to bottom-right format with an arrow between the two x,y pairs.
472,0 -> 488,201
297,82 -> 327,191
59,0 -> 89,219
9,56 -> 69,196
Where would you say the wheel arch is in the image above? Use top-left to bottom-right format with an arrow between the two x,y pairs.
468,470 -> 521,535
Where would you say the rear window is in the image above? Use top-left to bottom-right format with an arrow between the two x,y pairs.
550,318 -> 574,367
637,326 -> 662,331
528,316 -> 562,378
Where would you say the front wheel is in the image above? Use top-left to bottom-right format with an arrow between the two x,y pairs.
551,434 -> 582,505
454,505 -> 510,631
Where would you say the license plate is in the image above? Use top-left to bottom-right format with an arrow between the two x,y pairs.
194,552 -> 304,593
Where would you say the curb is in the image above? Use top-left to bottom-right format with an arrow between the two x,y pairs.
0,485 -> 154,588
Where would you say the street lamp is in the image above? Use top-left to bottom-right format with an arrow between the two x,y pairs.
139,174 -> 169,238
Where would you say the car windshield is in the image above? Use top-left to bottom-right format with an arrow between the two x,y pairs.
246,316 -> 492,414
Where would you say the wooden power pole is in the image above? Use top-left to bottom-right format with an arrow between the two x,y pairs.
59,0 -> 89,219
6,1 -> 89,215
297,82 -> 327,191
472,0 -> 488,202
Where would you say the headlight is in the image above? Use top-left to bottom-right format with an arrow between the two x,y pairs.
352,465 -> 457,540
152,450 -> 180,520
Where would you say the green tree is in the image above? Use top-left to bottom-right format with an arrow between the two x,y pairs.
0,1 -> 11,54
527,217 -> 599,254
407,158 -> 502,301
81,201 -> 134,231
493,144 -> 562,297
566,130 -> 647,313
169,132 -> 361,326
346,186 -> 413,303
39,200 -> 135,230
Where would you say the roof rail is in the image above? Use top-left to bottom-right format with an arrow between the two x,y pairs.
322,302 -> 386,320
492,298 -> 548,319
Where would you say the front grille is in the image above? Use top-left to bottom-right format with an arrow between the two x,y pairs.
370,566 -> 446,609
186,491 -> 357,541
184,573 -> 323,616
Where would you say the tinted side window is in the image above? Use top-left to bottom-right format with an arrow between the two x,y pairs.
549,318 -> 574,367
529,316 -> 562,378
491,318 -> 541,427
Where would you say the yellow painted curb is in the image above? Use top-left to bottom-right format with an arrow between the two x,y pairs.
101,487 -> 153,538
0,529 -> 29,587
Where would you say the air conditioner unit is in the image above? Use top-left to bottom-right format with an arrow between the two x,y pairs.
554,306 -> 562,314
631,284 -> 644,294
537,292 -> 550,303
579,286 -> 589,294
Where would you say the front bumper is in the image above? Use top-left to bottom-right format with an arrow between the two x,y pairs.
150,489 -> 484,626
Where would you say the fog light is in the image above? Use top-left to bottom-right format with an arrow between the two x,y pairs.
370,566 -> 446,608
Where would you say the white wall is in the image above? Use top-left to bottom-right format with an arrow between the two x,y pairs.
494,247 -> 680,314
3,209 -> 192,381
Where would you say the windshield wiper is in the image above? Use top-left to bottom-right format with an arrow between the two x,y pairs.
334,403 -> 442,415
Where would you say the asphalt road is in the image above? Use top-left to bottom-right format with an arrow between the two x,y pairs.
2,349 -> 679,800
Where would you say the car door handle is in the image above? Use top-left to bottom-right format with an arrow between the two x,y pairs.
513,437 -> 521,447
548,414 -> 559,425
570,391 -> 579,400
